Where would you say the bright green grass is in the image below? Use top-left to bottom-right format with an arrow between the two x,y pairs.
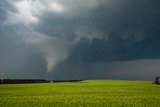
0,80 -> 160,107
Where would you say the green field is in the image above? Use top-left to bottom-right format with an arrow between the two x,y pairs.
0,80 -> 160,107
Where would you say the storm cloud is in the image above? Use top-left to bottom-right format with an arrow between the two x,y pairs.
0,0 -> 160,80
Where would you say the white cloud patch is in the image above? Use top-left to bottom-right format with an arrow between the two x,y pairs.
6,0 -> 40,25
5,0 -> 66,26
74,25 -> 108,43
48,2 -> 64,13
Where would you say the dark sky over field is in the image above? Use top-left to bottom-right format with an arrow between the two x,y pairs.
0,0 -> 160,80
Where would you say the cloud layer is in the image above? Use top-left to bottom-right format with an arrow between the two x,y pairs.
0,0 -> 160,80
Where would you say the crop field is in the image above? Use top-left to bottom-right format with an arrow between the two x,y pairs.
0,80 -> 160,107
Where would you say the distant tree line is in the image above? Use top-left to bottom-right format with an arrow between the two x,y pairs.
0,79 -> 84,84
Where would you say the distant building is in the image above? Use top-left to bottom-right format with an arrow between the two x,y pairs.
155,76 -> 160,84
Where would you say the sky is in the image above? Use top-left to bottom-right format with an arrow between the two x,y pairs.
0,0 -> 160,80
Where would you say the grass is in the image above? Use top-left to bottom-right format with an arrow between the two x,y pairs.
0,80 -> 160,107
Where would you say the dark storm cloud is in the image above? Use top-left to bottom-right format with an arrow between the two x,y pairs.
66,0 -> 160,62
0,0 -> 160,80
